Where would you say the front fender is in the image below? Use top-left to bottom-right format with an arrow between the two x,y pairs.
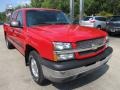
27,33 -> 54,61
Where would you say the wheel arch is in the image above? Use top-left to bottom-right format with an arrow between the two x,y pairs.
4,31 -> 6,39
25,45 -> 39,66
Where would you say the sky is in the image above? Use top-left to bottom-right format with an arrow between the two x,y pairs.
0,0 -> 31,12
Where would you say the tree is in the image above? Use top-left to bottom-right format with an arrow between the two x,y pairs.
31,0 -> 44,7
30,0 -> 120,17
31,0 -> 70,13
0,12 -> 6,22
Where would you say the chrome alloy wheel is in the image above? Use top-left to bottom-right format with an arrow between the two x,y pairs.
30,56 -> 39,78
6,38 -> 9,46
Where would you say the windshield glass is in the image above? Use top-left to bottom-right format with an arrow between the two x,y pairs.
111,16 -> 120,21
26,10 -> 71,26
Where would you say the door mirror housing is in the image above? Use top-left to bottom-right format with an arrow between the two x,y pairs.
10,21 -> 22,28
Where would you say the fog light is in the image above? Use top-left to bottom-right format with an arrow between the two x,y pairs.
54,53 -> 74,61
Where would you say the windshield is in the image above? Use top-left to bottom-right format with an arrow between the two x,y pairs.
111,16 -> 120,21
26,10 -> 71,26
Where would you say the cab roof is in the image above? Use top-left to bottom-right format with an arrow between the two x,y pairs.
16,8 -> 61,12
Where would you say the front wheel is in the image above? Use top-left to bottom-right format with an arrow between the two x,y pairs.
97,25 -> 102,30
29,51 -> 48,85
5,37 -> 14,49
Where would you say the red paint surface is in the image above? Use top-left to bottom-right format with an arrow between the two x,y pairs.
4,8 -> 107,61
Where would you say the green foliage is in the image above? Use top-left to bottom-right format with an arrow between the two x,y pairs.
84,0 -> 120,16
31,0 -> 120,17
14,4 -> 31,10
31,0 -> 70,13
31,0 -> 44,8
41,0 -> 57,8
0,12 -> 6,22
96,11 -> 113,17
1,0 -> 120,22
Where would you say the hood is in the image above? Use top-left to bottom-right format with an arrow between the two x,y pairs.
28,24 -> 107,42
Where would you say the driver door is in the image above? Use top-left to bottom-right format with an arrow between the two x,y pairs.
12,11 -> 25,54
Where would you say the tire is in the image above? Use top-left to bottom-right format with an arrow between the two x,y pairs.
29,50 -> 48,85
5,36 -> 14,49
97,25 -> 101,30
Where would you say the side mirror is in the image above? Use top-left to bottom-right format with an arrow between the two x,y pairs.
10,21 -> 20,27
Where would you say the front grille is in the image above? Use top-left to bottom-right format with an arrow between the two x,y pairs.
79,46 -> 104,55
76,38 -> 105,55
113,27 -> 120,31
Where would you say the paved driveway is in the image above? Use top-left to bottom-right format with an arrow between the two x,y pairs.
0,25 -> 120,90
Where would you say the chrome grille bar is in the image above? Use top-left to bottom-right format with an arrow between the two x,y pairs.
55,43 -> 106,54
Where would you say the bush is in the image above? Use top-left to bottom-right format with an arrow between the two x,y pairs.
96,11 -> 113,17
0,12 -> 6,22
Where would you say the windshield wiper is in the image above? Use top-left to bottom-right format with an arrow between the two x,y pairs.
31,23 -> 53,26
31,22 -> 70,26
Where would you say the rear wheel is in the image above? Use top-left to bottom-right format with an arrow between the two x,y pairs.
29,51 -> 48,85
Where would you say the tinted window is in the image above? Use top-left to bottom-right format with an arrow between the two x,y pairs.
16,11 -> 23,27
95,17 -> 106,21
26,10 -> 70,26
111,16 -> 120,21
83,17 -> 93,21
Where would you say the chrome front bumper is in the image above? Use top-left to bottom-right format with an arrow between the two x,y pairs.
41,54 -> 112,83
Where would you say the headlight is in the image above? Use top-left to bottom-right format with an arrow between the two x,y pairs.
53,42 -> 72,50
53,42 -> 74,61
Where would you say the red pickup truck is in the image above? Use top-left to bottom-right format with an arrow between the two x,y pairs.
4,8 -> 113,85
